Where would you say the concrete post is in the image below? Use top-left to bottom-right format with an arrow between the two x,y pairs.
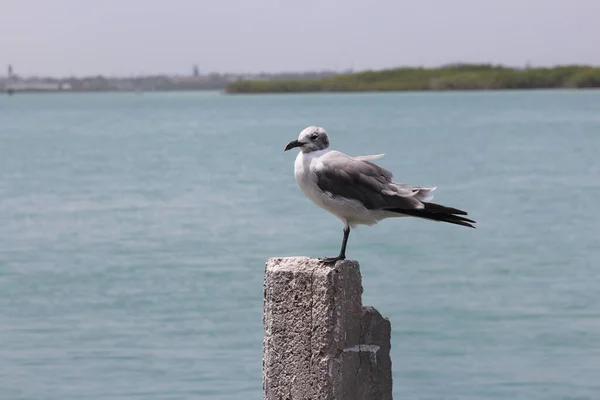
263,257 -> 392,400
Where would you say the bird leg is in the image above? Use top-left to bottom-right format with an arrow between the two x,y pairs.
321,226 -> 350,263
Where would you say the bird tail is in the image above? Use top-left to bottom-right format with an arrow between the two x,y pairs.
385,202 -> 476,228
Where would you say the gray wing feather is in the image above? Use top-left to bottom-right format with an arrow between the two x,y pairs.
315,152 -> 425,210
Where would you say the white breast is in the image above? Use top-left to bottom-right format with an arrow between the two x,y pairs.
294,150 -> 328,207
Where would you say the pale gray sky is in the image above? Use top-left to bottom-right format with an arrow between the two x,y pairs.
1,0 -> 598,76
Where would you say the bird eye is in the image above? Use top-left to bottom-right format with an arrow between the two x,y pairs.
310,133 -> 319,140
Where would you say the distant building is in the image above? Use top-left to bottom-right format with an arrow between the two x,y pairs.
193,65 -> 199,77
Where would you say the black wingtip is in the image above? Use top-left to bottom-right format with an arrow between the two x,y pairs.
385,207 -> 477,228
422,202 -> 469,216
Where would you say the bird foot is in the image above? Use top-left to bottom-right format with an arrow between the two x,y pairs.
320,256 -> 345,264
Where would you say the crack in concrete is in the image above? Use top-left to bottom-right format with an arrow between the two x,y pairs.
353,310 -> 363,400
308,264 -> 318,371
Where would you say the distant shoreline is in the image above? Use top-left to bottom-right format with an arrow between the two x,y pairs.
4,87 -> 600,95
225,64 -> 600,94
4,64 -> 600,95
0,71 -> 340,95
3,88 -> 221,95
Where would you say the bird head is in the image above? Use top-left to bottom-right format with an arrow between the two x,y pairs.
284,126 -> 330,153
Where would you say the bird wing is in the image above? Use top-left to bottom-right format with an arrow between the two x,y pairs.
314,151 -> 431,210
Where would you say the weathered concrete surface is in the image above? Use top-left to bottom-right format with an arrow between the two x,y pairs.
263,257 -> 392,400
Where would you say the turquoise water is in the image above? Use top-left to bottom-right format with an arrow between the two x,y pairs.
1,90 -> 599,400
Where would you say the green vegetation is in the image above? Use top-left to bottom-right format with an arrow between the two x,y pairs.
225,64 -> 600,93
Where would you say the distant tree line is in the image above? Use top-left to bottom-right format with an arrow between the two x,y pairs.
225,64 -> 600,93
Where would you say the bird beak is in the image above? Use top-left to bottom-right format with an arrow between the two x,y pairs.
284,140 -> 303,151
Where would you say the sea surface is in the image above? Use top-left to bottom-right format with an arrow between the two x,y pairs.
1,90 -> 599,400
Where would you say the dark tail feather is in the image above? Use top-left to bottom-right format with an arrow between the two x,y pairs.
422,202 -> 468,216
386,202 -> 476,229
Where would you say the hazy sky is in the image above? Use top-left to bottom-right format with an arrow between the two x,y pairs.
1,0 -> 598,76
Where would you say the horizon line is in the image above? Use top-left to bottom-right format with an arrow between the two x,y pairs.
4,61 -> 600,80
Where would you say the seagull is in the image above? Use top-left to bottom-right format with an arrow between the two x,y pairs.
284,125 -> 476,263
